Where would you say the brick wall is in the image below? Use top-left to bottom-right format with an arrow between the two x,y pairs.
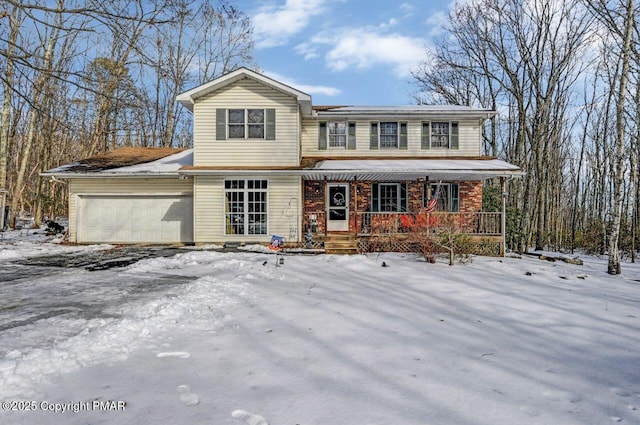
303,179 -> 485,233
459,181 -> 483,212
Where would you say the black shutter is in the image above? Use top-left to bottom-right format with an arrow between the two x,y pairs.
370,122 -> 378,150
216,109 -> 227,140
399,122 -> 408,150
450,122 -> 459,149
318,122 -> 327,150
347,122 -> 356,150
421,122 -> 430,149
265,109 -> 276,140
371,183 -> 379,212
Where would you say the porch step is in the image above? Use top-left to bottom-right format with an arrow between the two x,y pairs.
324,234 -> 359,255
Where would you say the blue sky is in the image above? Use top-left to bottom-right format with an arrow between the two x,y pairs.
238,0 -> 452,106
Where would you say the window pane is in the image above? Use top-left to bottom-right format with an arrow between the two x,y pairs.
430,183 -> 450,212
229,109 -> 245,124
431,122 -> 449,148
224,180 -> 267,235
248,124 -> 264,138
247,109 -> 264,123
329,135 -> 346,147
225,191 -> 244,235
380,122 -> 398,148
229,124 -> 245,138
380,184 -> 399,211
328,122 -> 347,147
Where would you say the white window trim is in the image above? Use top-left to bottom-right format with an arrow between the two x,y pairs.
223,179 -> 269,236
378,121 -> 399,149
426,182 -> 460,212
228,109 -> 266,140
429,121 -> 452,149
327,121 -> 347,149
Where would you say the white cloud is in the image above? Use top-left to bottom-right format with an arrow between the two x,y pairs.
307,27 -> 427,78
295,42 -> 320,60
400,2 -> 415,15
252,0 -> 330,49
263,70 -> 342,97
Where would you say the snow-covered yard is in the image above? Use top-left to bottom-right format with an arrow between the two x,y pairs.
1,231 -> 639,425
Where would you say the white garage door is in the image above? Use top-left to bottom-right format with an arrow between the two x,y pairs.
77,195 -> 193,243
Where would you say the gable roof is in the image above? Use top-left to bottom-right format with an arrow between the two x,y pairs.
176,67 -> 313,115
43,147 -> 190,176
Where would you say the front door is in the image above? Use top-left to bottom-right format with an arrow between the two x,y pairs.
327,183 -> 349,232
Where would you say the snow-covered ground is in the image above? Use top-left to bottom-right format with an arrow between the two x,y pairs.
1,231 -> 639,425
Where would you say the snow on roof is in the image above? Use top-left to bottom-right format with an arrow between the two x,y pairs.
44,148 -> 192,176
108,149 -> 193,173
303,158 -> 522,181
313,158 -> 520,171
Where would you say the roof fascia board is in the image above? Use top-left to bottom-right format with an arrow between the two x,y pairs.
316,110 -> 497,120
40,172 -> 183,179
176,67 -> 312,114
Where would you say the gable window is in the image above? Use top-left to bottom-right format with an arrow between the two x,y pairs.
370,122 -> 407,150
424,182 -> 459,212
422,121 -> 459,149
224,179 -> 268,235
228,109 -> 264,139
216,108 -> 275,140
371,183 -> 408,212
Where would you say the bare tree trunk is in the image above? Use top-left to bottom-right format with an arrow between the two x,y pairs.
607,0 -> 633,275
0,7 -> 21,191
9,4 -> 61,227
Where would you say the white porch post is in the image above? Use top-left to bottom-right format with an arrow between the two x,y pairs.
501,177 -> 506,256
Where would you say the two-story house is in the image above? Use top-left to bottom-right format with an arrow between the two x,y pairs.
44,68 -> 521,254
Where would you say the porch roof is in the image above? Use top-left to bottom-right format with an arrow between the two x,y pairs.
302,158 -> 522,181
177,158 -> 522,181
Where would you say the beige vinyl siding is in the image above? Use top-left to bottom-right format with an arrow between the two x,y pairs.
193,78 -> 300,167
302,118 -> 482,157
194,175 -> 302,243
68,178 -> 193,242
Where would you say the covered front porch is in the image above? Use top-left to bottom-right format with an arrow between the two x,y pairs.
300,157 -> 521,255
302,181 -> 505,255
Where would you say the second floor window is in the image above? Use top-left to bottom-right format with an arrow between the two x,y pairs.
217,108 -> 275,141
328,122 -> 347,148
318,121 -> 356,150
380,122 -> 398,148
422,121 -> 459,149
431,122 -> 449,148
229,109 -> 265,139
370,122 -> 407,150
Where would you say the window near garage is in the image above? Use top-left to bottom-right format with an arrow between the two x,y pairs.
224,179 -> 268,235
371,183 -> 408,212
